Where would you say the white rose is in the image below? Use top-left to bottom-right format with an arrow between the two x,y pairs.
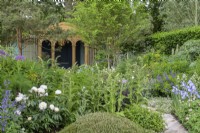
27,117 -> 32,121
31,86 -> 38,93
55,90 -> 62,95
15,110 -> 21,115
49,104 -> 55,110
15,93 -> 27,102
40,85 -> 47,90
15,96 -> 23,102
54,107 -> 59,112
39,102 -> 47,110
38,87 -> 45,94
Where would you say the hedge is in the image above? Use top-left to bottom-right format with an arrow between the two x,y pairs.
149,26 -> 200,54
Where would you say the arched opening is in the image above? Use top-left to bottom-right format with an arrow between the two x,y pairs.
76,40 -> 85,66
42,40 -> 51,61
55,40 -> 72,68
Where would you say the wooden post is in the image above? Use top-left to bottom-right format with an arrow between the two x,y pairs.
38,39 -> 43,59
92,47 -> 95,64
72,43 -> 76,65
51,41 -> 55,65
84,45 -> 89,65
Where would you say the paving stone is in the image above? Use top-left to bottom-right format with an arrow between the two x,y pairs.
162,114 -> 188,133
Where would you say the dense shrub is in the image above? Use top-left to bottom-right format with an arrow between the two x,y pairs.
124,104 -> 164,132
140,52 -> 189,96
59,112 -> 153,133
176,40 -> 200,61
189,59 -> 200,75
149,26 -> 200,54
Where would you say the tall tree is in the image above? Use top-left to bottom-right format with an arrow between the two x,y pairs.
161,0 -> 200,31
68,1 -> 152,67
147,0 -> 165,33
0,0 -> 64,55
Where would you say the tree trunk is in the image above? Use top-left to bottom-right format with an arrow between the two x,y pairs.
195,0 -> 198,26
17,28 -> 22,55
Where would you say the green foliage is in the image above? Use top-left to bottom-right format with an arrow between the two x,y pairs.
161,1 -> 200,31
69,1 -> 152,65
59,112 -> 153,133
124,104 -> 164,132
176,40 -> 200,61
172,98 -> 200,133
150,26 -> 200,54
140,52 -> 189,96
189,58 -> 200,75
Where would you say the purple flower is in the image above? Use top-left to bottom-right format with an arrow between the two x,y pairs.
157,75 -> 162,82
0,50 -> 6,56
180,91 -> 189,99
122,78 -> 128,84
15,55 -> 25,61
164,73 -> 169,81
187,80 -> 196,94
172,86 -> 180,95
197,93 -> 200,99
170,71 -> 176,78
3,80 -> 10,89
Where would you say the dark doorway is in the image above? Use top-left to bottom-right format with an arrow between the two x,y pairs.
42,40 -> 51,61
55,40 -> 72,68
76,40 -> 85,66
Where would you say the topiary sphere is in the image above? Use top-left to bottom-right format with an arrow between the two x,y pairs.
59,112 -> 152,133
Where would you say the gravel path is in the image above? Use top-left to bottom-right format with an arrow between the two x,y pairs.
162,114 -> 188,133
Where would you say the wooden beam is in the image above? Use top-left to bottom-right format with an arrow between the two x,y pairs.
84,45 -> 89,65
72,44 -> 76,65
38,39 -> 43,59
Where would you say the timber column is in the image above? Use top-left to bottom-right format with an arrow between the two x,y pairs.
38,39 -> 43,59
51,41 -> 56,65
84,45 -> 89,65
72,41 -> 76,65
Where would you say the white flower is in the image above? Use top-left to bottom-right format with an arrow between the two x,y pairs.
15,96 -> 23,102
55,90 -> 62,95
27,117 -> 32,121
38,87 -> 45,94
131,76 -> 135,79
40,85 -> 47,90
49,104 -> 55,110
15,93 -> 27,102
54,107 -> 59,112
39,102 -> 47,110
31,86 -> 38,93
185,117 -> 189,121
15,110 -> 21,115
45,93 -> 48,96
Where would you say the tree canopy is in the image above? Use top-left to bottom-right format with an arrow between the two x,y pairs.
68,1 -> 152,67
0,0 -> 66,54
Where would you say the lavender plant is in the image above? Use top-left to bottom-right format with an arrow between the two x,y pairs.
0,90 -> 24,132
172,80 -> 200,100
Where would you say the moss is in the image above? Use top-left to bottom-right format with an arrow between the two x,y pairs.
59,112 -> 153,133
